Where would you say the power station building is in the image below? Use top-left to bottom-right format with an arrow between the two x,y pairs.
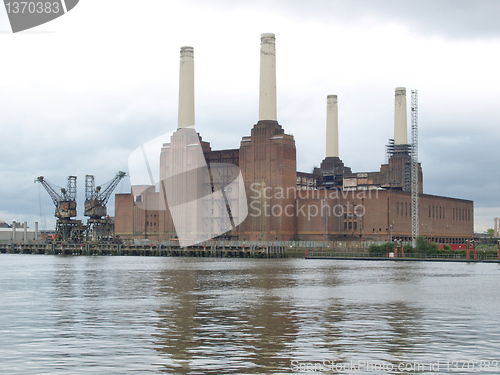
115,33 -> 473,244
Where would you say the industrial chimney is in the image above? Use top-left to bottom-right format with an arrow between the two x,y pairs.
178,46 -> 195,128
326,95 -> 339,158
259,33 -> 277,121
394,87 -> 407,145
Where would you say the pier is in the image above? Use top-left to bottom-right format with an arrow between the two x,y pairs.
0,241 -> 289,258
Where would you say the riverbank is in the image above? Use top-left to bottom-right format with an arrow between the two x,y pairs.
306,251 -> 500,263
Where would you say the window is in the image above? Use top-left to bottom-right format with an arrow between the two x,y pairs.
397,202 -> 399,215
405,203 -> 408,216
439,207 -> 442,219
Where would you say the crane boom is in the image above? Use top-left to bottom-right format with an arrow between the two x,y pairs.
84,171 -> 127,242
35,176 -> 78,219
99,171 -> 126,206
35,176 -> 61,207
84,171 -> 126,219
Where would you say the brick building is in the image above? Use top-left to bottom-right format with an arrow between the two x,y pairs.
114,34 -> 473,244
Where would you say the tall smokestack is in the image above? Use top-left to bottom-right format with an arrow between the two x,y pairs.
394,87 -> 408,145
326,95 -> 339,158
178,46 -> 195,129
259,33 -> 277,121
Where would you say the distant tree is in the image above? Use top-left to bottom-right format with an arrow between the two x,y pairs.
428,242 -> 439,254
368,243 -> 380,255
368,242 -> 395,256
415,235 -> 429,252
443,244 -> 452,252
403,243 -> 413,254
486,228 -> 494,238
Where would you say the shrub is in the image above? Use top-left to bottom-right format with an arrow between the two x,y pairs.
415,235 -> 429,252
403,243 -> 413,254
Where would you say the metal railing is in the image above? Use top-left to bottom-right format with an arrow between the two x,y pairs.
307,251 -> 500,261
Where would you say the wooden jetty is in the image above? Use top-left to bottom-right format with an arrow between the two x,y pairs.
0,241 -> 288,258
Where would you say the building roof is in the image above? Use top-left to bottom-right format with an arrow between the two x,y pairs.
0,218 -> 10,228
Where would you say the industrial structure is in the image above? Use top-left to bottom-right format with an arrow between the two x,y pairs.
411,89 -> 419,247
35,175 -> 85,242
36,172 -> 125,243
85,171 -> 126,241
115,33 -> 474,244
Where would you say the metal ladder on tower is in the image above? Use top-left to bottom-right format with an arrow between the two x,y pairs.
411,90 -> 419,247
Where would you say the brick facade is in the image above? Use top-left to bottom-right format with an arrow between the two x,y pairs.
115,124 -> 473,244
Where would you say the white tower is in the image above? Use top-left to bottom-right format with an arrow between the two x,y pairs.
178,46 -> 195,128
326,95 -> 339,158
259,33 -> 277,121
394,87 -> 408,145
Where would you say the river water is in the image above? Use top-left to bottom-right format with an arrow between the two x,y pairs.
1,255 -> 499,374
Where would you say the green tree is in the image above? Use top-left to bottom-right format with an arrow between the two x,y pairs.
415,235 -> 429,253
403,243 -> 413,254
487,228 -> 494,238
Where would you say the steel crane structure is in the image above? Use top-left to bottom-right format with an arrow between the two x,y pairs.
84,171 -> 126,241
411,89 -> 419,247
35,175 -> 86,242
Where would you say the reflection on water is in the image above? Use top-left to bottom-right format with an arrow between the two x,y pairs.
0,255 -> 499,374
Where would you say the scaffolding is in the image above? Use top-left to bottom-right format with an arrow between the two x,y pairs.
386,139 -> 412,191
411,89 -> 419,247
202,163 -> 240,240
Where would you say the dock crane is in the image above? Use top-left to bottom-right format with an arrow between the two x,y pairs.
84,171 -> 126,241
35,176 -> 86,242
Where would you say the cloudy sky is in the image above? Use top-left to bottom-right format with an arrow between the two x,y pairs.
1,0 -> 499,232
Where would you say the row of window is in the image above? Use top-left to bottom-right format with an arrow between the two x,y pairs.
428,205 -> 445,220
343,213 -> 359,219
453,207 -> 471,221
344,221 -> 358,230
396,202 -> 409,216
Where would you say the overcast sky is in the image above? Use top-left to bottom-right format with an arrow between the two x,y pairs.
1,0 -> 499,232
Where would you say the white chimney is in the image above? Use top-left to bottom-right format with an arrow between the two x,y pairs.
394,87 -> 408,145
178,46 -> 195,129
259,33 -> 277,121
326,95 -> 339,158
